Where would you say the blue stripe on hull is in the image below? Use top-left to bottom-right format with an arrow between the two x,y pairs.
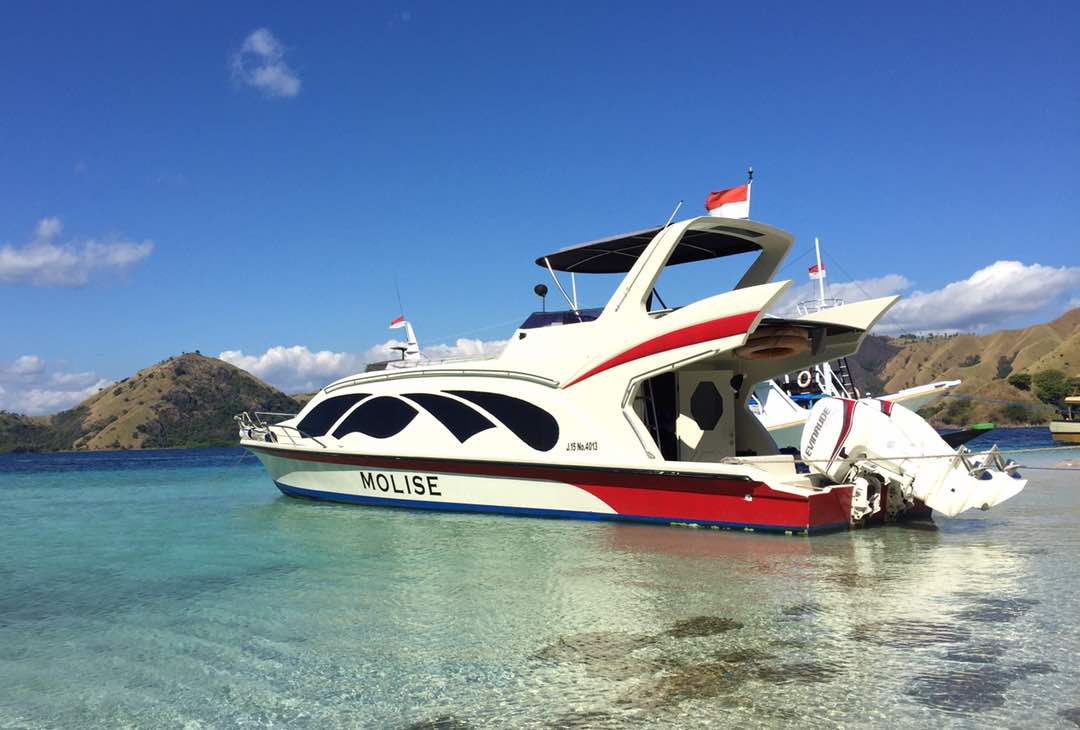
272,481 -> 849,535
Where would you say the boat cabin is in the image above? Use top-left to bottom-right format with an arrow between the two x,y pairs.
523,216 -> 886,463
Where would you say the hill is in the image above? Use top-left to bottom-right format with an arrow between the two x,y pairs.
0,353 -> 301,452
3,309 -> 1077,452
850,308 -> 1080,426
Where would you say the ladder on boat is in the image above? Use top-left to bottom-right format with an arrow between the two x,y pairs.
833,357 -> 858,398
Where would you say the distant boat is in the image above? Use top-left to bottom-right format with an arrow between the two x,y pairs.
940,422 -> 996,448
1050,396 -> 1080,443
364,316 -> 423,372
748,237 -> 959,450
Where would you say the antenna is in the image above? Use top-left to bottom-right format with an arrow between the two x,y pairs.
393,274 -> 405,318
747,166 -> 753,183
611,199 -> 683,313
662,199 -> 683,231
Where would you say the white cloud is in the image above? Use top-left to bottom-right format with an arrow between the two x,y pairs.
880,261 -> 1080,334
0,355 -> 110,415
219,345 -> 365,393
36,217 -> 63,240
220,337 -> 509,393
231,28 -> 301,98
4,381 -> 111,416
0,217 -> 153,287
8,355 -> 46,376
49,370 -> 102,388
423,338 -> 507,360
772,261 -> 1079,334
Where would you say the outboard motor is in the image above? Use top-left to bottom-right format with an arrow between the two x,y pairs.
800,397 -> 1026,523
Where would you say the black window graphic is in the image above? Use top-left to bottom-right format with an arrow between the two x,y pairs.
690,382 -> 723,431
446,390 -> 559,451
332,396 -> 418,439
402,393 -> 496,443
296,393 -> 369,437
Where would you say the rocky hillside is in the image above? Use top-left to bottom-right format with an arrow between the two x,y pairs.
0,353 -> 301,452
850,308 -> 1080,426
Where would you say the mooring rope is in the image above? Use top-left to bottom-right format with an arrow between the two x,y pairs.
201,447 -> 258,485
785,444 -> 1080,470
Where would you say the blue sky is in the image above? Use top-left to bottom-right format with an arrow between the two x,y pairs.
1,1 -> 1078,411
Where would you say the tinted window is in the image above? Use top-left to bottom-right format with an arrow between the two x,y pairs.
332,396 -> 417,439
296,393 -> 369,437
446,390 -> 559,451
402,393 -> 495,443
520,308 -> 603,329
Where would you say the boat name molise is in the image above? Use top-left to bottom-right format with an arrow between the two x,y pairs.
359,471 -> 442,496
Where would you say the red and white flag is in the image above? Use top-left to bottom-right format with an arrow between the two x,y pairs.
808,263 -> 826,280
389,315 -> 407,329
705,183 -> 751,219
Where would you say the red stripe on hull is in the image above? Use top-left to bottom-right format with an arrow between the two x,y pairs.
575,481 -> 850,530
249,445 -> 853,532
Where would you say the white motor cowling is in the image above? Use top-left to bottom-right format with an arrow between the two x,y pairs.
800,397 -> 1026,520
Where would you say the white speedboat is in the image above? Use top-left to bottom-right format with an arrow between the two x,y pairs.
238,215 -> 1024,533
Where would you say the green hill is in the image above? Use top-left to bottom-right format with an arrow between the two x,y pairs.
0,353 -> 301,452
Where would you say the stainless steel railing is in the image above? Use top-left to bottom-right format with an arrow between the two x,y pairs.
235,411 -> 327,448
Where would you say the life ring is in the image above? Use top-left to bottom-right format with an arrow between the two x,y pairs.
734,327 -> 810,360
796,370 -> 813,388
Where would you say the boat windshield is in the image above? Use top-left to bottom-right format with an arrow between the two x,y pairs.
645,248 -> 761,312
519,308 -> 603,329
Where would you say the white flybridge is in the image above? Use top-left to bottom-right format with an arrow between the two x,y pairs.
750,236 -> 959,450
237,213 -> 1024,533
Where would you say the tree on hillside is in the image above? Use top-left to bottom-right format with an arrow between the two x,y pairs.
995,355 -> 1014,379
941,398 -> 974,426
1033,369 -> 1070,405
1008,373 -> 1032,391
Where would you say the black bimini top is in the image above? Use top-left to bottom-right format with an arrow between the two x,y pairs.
537,224 -> 765,274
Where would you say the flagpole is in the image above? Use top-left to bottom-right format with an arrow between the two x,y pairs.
746,166 -> 753,219
814,237 -> 826,305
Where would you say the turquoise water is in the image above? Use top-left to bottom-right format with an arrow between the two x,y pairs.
1,431 -> 1079,729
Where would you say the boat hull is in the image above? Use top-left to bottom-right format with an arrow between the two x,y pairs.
247,445 -> 855,534
1050,420 -> 1080,443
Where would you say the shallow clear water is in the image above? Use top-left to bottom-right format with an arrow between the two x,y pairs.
1,431 -> 1078,729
